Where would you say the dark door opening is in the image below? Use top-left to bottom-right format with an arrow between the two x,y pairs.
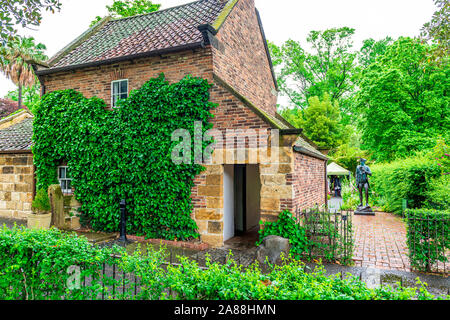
234,165 -> 247,236
233,164 -> 261,236
224,164 -> 261,244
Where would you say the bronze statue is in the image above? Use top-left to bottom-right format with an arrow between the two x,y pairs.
355,158 -> 374,215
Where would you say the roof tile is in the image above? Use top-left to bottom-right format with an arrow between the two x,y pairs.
0,118 -> 33,151
48,0 -> 227,70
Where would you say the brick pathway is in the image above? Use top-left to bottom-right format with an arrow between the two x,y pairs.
353,212 -> 411,271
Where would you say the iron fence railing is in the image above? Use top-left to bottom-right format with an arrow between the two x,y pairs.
296,207 -> 354,265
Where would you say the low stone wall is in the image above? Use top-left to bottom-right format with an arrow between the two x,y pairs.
0,152 -> 34,219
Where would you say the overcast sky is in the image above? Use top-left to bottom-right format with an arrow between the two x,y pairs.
0,0 -> 437,98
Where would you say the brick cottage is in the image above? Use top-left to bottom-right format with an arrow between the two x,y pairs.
28,0 -> 327,247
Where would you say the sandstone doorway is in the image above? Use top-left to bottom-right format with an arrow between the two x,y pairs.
223,164 -> 261,243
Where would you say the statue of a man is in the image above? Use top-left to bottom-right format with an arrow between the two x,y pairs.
355,158 -> 372,210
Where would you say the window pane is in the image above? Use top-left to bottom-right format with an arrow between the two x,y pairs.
67,180 -> 72,191
113,95 -> 118,106
120,80 -> 128,93
113,81 -> 120,94
61,180 -> 66,191
120,92 -> 128,100
59,167 -> 65,179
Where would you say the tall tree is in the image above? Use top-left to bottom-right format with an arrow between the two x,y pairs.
0,36 -> 47,108
0,0 -> 61,45
421,0 -> 449,60
358,37 -> 394,69
90,0 -> 161,27
269,27 -> 357,110
285,94 -> 351,150
356,37 -> 449,162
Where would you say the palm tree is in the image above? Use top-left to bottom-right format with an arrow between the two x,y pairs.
0,36 -> 48,109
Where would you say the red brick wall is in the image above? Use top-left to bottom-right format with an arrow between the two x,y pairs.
213,0 -> 278,116
42,48 -> 214,109
293,152 -> 326,212
42,46 -> 274,218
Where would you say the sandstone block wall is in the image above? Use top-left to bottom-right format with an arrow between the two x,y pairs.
0,153 -> 34,219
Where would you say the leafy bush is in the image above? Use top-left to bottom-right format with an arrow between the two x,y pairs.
0,227 -> 443,300
371,154 -> 442,214
303,208 -> 354,265
31,188 -> 51,213
257,209 -> 354,264
426,175 -> 450,210
165,255 -> 440,300
256,210 -> 308,259
405,208 -> 449,272
0,226 -> 119,300
431,136 -> 450,175
33,74 -> 215,240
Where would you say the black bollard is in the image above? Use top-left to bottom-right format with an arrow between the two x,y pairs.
119,199 -> 127,242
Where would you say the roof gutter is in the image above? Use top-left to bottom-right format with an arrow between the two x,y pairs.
36,42 -> 204,76
0,150 -> 32,155
293,145 -> 329,161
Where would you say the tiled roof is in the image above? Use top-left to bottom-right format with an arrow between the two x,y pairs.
46,0 -> 227,70
0,118 -> 33,151
295,135 -> 328,160
0,99 -> 21,119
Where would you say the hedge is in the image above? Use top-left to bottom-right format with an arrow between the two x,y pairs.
0,226 -> 117,300
405,208 -> 450,272
0,226 -> 444,300
371,154 -> 442,214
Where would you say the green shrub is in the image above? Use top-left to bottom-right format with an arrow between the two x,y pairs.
257,210 -> 354,264
31,188 -> 51,213
256,210 -> 309,259
33,74 -> 216,240
405,208 -> 450,272
0,226 -> 119,300
371,154 -> 442,214
165,255 -> 439,300
426,175 -> 450,210
0,227 -> 444,300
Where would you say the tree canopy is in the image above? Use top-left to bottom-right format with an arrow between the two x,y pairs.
356,37 -> 449,162
90,0 -> 161,27
284,94 -> 351,150
269,27 -> 356,110
421,0 -> 449,60
0,36 -> 47,108
0,0 -> 61,45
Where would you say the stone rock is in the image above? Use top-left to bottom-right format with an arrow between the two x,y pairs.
256,235 -> 291,267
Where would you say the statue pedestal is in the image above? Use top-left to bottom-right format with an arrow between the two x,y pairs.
354,206 -> 375,216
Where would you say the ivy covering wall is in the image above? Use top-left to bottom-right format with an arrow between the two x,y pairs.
33,74 -> 216,240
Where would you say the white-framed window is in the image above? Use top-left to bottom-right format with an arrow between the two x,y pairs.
58,166 -> 73,195
111,79 -> 129,108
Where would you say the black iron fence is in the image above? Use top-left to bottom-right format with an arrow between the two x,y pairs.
296,207 -> 354,265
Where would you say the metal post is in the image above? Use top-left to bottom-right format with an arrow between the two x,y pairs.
119,199 -> 127,242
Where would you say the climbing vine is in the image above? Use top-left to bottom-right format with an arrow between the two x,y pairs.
33,74 -> 216,240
